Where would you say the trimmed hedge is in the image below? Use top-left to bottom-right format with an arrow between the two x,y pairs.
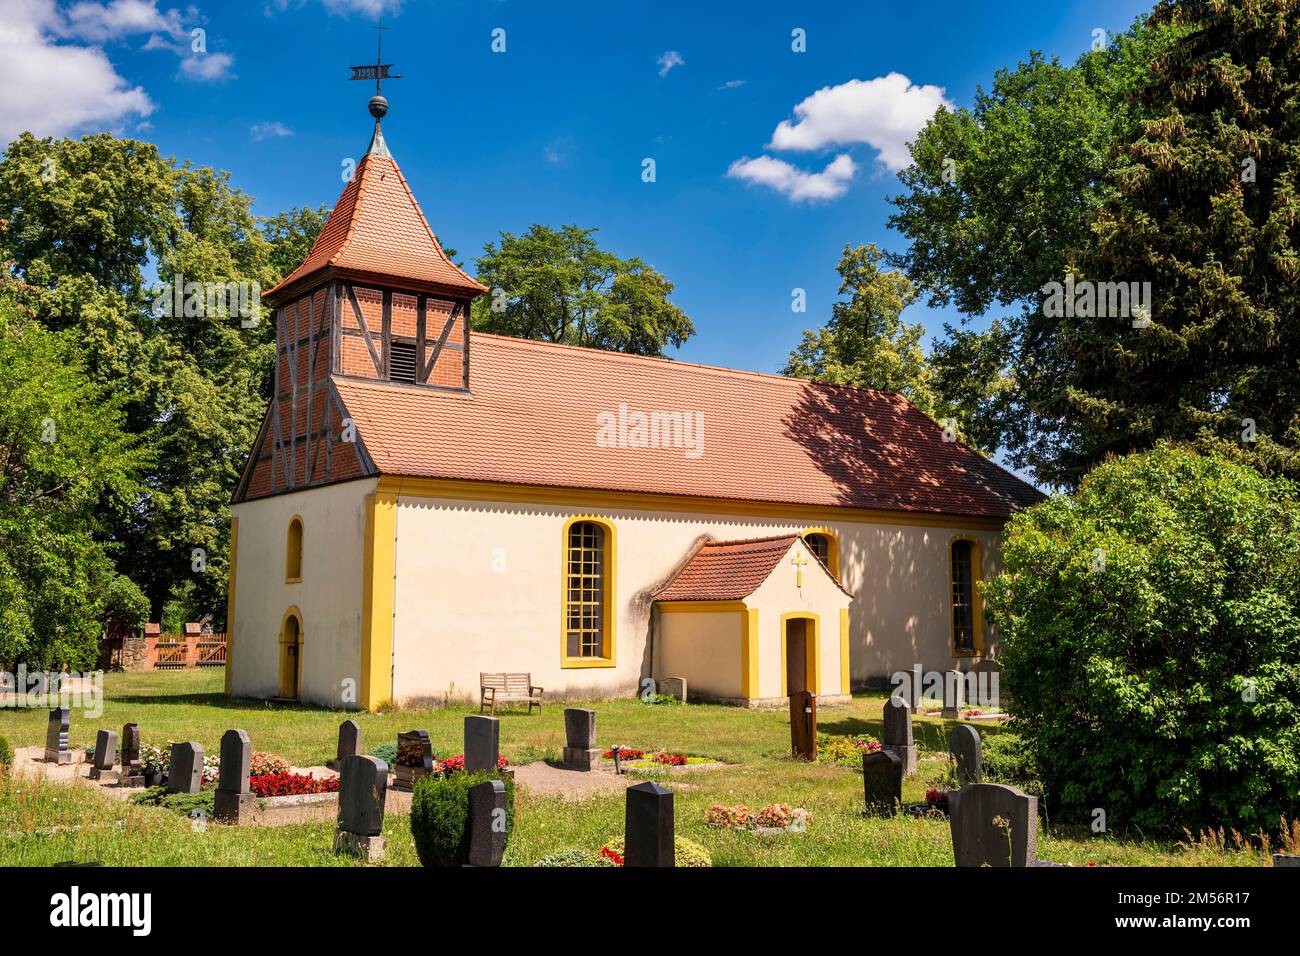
410,770 -> 515,867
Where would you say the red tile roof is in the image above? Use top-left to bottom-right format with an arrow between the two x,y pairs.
265,151 -> 486,300
655,535 -> 847,602
332,333 -> 1045,518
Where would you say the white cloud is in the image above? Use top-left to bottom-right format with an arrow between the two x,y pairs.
0,0 -> 154,142
319,0 -> 404,16
179,51 -> 234,81
726,153 -> 857,202
766,73 -> 952,172
718,79 -> 746,91
656,50 -> 684,77
61,0 -> 184,42
250,120 -> 293,141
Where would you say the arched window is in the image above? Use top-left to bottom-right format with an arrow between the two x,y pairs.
801,528 -> 840,579
285,516 -> 303,582
562,518 -> 616,666
950,538 -> 982,655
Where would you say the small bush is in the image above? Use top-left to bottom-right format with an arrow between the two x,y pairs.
0,735 -> 12,767
601,835 -> 712,867
816,733 -> 881,770
249,752 -> 290,777
980,733 -> 1044,799
129,785 -> 215,818
533,849 -> 615,867
410,770 -> 515,867
368,742 -> 397,767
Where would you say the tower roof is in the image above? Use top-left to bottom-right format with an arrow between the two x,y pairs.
265,139 -> 487,302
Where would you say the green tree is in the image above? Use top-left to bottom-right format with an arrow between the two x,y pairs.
471,224 -> 694,356
260,204 -> 330,283
983,445 -> 1300,835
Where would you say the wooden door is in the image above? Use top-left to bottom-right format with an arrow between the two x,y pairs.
785,619 -> 808,695
279,615 -> 301,699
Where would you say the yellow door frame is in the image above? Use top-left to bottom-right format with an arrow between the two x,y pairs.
278,606 -> 303,700
780,611 -> 820,696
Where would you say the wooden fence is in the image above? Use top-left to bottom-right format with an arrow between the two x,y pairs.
102,629 -> 227,671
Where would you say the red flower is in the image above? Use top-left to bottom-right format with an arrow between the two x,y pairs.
249,772 -> 340,797
438,753 -> 509,775
651,752 -> 687,766
599,846 -> 624,866
925,788 -> 950,804
602,747 -> 646,760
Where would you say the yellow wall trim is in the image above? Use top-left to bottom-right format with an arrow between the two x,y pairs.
285,514 -> 304,583
560,515 -> 618,669
374,475 -> 1008,531
780,611 -> 820,696
224,516 -> 238,695
800,526 -> 841,579
360,491 -> 397,710
839,607 -> 851,695
657,600 -> 747,613
278,605 -> 304,700
741,607 -> 759,698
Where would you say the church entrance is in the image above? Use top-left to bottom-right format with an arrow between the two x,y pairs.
784,617 -> 808,695
278,610 -> 302,700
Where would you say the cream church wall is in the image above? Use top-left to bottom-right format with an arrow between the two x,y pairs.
229,478 -> 374,707
387,492 -> 1005,705
654,610 -> 743,700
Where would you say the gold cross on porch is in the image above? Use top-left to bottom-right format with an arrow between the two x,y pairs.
791,551 -> 809,588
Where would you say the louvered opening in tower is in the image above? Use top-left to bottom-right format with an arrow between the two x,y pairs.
390,339 -> 417,384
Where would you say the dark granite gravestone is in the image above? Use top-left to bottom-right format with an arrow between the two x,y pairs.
393,730 -> 434,792
89,730 -> 118,781
624,781 -> 674,867
562,708 -> 600,771
467,779 -> 508,867
789,690 -> 817,761
213,729 -> 255,824
167,742 -> 203,794
862,749 -> 904,817
949,782 -> 1037,867
882,697 -> 918,776
118,723 -> 143,786
335,754 -> 388,861
44,707 -> 73,764
464,715 -> 500,774
948,724 -> 982,787
336,719 -> 362,766
1273,854 -> 1300,867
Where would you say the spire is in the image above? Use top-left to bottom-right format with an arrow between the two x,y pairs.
349,23 -> 401,158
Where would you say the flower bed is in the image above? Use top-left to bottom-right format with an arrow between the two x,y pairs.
816,734 -> 881,769
438,754 -> 509,775
602,747 -> 645,760
250,752 -> 290,777
706,802 -> 811,834
249,772 -> 339,798
600,747 -> 713,769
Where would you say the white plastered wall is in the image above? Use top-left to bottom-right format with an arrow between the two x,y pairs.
654,610 -> 742,700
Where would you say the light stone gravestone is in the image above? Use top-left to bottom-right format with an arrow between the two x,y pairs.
44,707 -> 73,764
167,742 -> 203,794
464,715 -> 500,774
89,729 -> 118,781
941,669 -> 966,718
336,719 -> 362,766
393,730 -> 433,792
467,778 -> 508,867
659,676 -> 688,704
119,722 -> 144,787
214,729 -> 256,824
624,781 -> 674,867
335,754 -> 387,862
948,724 -> 982,787
862,749 -> 903,817
882,697 -> 917,777
562,708 -> 600,771
949,782 -> 1038,867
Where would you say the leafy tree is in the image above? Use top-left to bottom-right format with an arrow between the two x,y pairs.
984,445 -> 1300,835
0,299 -> 149,669
260,204 -> 330,283
783,244 -> 954,428
471,224 -> 694,356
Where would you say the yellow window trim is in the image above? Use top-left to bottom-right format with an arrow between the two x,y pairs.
224,516 -> 238,695
948,534 -> 985,657
780,611 -> 820,696
360,491 -> 396,710
800,527 -> 841,579
285,514 -> 304,584
560,515 -> 617,669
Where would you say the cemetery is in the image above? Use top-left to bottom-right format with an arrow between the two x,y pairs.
0,668 -> 1294,868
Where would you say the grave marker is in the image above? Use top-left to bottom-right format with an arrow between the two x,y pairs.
624,781 -> 674,867
214,729 -> 256,824
659,676 -> 688,704
948,724 -> 982,787
467,779 -> 508,867
789,690 -> 817,761
119,723 -> 143,787
882,697 -> 918,777
949,782 -> 1037,867
393,730 -> 433,792
464,715 -> 500,774
335,754 -> 387,861
89,730 -> 118,781
562,708 -> 600,771
336,719 -> 362,766
167,742 -> 203,794
44,707 -> 73,764
862,749 -> 904,817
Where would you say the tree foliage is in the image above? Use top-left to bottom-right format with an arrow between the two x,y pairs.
984,445 -> 1300,834
471,224 -> 694,356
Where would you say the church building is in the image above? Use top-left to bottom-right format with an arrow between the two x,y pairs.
225,92 -> 1044,711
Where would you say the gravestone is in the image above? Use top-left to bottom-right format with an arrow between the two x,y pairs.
336,719 -> 362,766
949,782 -> 1037,867
624,781 -> 674,867
948,724 -> 982,787
44,707 -> 73,764
213,729 -> 255,824
119,723 -> 144,787
659,676 -> 688,704
89,730 -> 118,781
970,658 -> 1004,709
882,697 -> 918,777
167,742 -> 203,794
464,715 -> 500,774
862,749 -> 904,817
334,754 -> 388,862
1273,854 -> 1300,868
467,779 -> 508,867
393,730 -> 434,792
941,669 -> 966,718
789,690 -> 817,761
562,708 -> 600,771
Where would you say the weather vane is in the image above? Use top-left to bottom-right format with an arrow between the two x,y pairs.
349,22 -> 402,116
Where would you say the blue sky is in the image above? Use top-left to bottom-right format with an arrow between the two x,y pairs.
3,0 -> 1153,376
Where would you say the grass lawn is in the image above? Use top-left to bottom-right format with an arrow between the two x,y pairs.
0,670 -> 1270,867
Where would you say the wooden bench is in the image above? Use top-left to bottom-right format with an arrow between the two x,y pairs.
480,672 -> 543,715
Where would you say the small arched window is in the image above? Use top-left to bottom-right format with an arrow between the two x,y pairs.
562,518 -> 616,665
950,538 -> 982,655
801,529 -> 840,579
285,516 -> 303,583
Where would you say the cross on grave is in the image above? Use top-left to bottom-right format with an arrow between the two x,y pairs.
790,551 -> 809,588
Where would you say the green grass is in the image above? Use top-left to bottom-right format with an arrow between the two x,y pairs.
0,670 -> 1271,866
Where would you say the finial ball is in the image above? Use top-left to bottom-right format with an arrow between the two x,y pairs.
368,95 -> 388,119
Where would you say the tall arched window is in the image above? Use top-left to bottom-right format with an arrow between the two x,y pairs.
801,528 -> 840,579
950,538 -> 982,655
562,517 -> 616,666
285,516 -> 303,583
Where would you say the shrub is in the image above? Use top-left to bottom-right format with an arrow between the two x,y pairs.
601,835 -> 712,867
410,770 -> 515,867
250,772 -> 339,797
368,743 -> 397,767
981,733 -> 1044,799
140,745 -> 167,774
129,786 -> 215,818
816,733 -> 881,769
983,445 -> 1300,834
0,734 -> 11,767
533,849 -> 615,867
